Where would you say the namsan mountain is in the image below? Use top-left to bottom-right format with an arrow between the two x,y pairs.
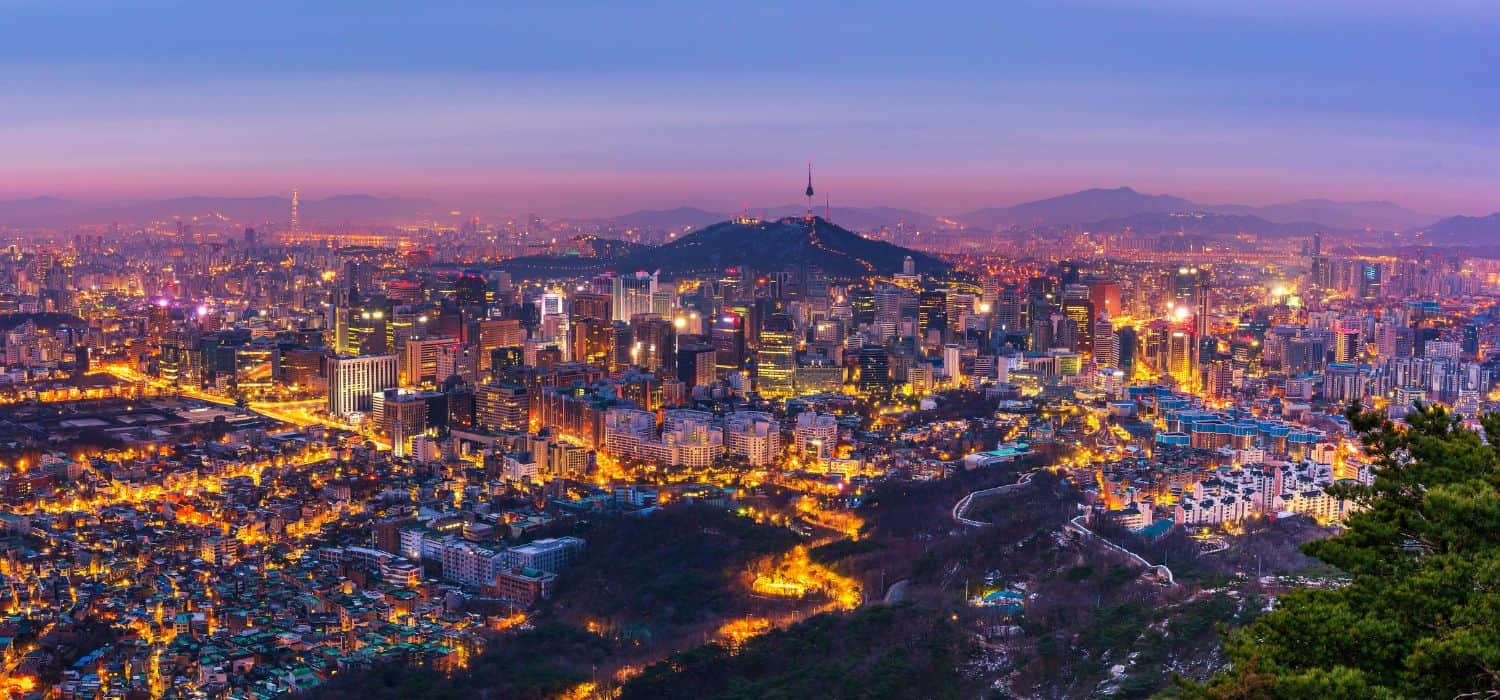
615,215 -> 948,279
499,215 -> 948,280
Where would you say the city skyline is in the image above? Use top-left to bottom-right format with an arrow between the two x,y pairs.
2,1 -> 1497,215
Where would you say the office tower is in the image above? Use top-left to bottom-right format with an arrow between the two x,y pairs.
1088,281 -> 1122,321
918,290 -> 948,340
571,291 -> 611,322
1333,324 -> 1362,365
612,271 -> 657,321
571,317 -> 614,366
436,343 -> 479,384
1028,315 -> 1053,352
490,345 -> 524,375
476,383 -> 528,433
1093,315 -> 1118,368
677,342 -> 717,388
327,354 -> 398,418
455,271 -> 488,309
993,288 -> 1022,335
757,313 -> 797,398
1360,262 -> 1382,299
1061,298 -> 1094,352
1166,330 -> 1196,387
857,345 -> 892,397
1116,325 -> 1138,377
476,319 -> 526,371
711,313 -> 746,374
849,287 -> 875,326
401,336 -> 453,387
374,388 -> 429,457
630,314 -> 676,372
1205,360 -> 1234,399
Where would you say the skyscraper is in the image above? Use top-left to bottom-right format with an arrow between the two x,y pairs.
612,271 -> 658,322
857,345 -> 892,397
327,354 -> 398,418
290,186 -> 300,233
756,313 -> 797,399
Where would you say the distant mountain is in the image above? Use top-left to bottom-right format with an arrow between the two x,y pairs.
1081,211 -> 1338,238
0,194 -> 441,227
1209,199 -> 1437,231
1408,212 -> 1500,245
0,196 -> 79,226
960,187 -> 1197,229
958,187 -> 1440,232
587,206 -> 729,231
617,216 -> 948,279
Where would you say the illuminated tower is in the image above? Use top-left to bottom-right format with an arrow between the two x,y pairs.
290,186 -> 300,233
756,313 -> 797,399
804,163 -> 815,218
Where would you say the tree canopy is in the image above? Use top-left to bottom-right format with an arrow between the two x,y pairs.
1194,403 -> 1500,698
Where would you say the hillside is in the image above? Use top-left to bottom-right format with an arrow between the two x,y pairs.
616,216 -> 948,278
1409,211 -> 1500,245
619,603 -> 979,700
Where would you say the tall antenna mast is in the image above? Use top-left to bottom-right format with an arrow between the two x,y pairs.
804,162 -> 815,219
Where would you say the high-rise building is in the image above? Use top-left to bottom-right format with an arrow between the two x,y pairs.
857,345 -> 892,397
711,313 -> 746,375
476,383 -> 529,433
918,290 -> 948,340
677,342 -> 717,388
1088,281 -> 1122,321
1333,324 -> 1362,365
1166,330 -> 1196,387
1061,298 -> 1094,352
756,313 -> 797,398
1092,316 -> 1118,368
612,271 -> 657,322
1360,262 -> 1382,299
401,336 -> 454,387
630,314 -> 676,373
327,354 -> 398,418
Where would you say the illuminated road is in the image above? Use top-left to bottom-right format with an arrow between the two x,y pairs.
95,364 -> 390,449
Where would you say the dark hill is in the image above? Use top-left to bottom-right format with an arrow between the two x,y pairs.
1410,212 -> 1500,245
617,216 -> 947,278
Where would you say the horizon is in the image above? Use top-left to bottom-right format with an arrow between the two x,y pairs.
3,1 -> 1498,217
0,184 -> 1470,224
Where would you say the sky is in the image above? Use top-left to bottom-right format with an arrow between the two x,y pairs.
1,0 -> 1497,217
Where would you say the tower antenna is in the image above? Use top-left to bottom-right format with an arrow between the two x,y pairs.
804,162 -> 815,219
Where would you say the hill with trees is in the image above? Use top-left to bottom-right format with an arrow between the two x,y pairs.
1193,404 -> 1500,698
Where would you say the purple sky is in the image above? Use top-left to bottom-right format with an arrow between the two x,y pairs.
2,1 -> 1497,216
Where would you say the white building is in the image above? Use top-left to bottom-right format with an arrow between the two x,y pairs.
327,354 -> 398,418
723,411 -> 780,466
793,412 -> 838,461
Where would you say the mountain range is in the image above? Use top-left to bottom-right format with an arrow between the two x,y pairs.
1,187 -> 1495,242
955,187 -> 1440,232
